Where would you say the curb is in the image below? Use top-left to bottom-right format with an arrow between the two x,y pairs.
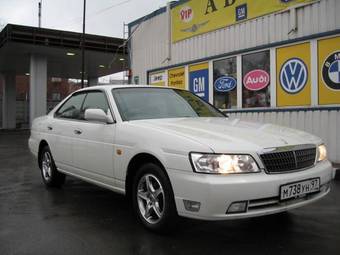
0,129 -> 30,134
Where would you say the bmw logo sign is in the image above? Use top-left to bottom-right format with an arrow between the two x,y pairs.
322,51 -> 340,91
280,58 -> 308,94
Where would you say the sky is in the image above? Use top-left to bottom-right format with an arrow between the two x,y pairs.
0,0 -> 170,37
0,0 -> 170,80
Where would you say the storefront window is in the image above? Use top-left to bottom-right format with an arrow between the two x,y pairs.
242,51 -> 271,108
213,57 -> 237,109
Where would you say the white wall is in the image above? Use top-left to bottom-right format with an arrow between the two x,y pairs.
131,0 -> 340,83
228,110 -> 340,164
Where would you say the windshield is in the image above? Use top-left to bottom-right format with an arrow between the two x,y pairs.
112,88 -> 225,121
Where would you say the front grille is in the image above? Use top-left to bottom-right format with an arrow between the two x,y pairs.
260,146 -> 316,173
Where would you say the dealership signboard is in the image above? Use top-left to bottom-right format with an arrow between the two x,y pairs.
171,0 -> 314,42
318,36 -> 340,105
149,71 -> 167,86
147,35 -> 339,108
189,63 -> 209,101
168,67 -> 186,89
276,43 -> 311,107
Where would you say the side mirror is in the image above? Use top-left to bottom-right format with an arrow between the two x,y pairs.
84,109 -> 113,124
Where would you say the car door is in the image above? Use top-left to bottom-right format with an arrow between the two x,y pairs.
72,90 -> 116,184
51,92 -> 87,171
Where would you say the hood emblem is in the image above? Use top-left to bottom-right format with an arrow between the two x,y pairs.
280,138 -> 289,145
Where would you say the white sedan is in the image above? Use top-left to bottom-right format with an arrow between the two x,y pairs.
29,85 -> 334,232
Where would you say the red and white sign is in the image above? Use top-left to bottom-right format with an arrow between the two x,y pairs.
180,6 -> 193,23
243,69 -> 270,91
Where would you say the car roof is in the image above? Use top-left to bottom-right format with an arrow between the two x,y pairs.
77,85 -> 182,92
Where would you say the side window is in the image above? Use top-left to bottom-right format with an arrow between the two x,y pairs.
81,91 -> 110,116
55,93 -> 86,119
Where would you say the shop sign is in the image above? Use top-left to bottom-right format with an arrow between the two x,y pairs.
276,43 -> 311,107
279,58 -> 308,94
149,71 -> 167,86
243,69 -> 269,91
322,51 -> 340,91
168,67 -> 186,89
318,36 -> 340,105
189,63 -> 209,101
214,76 -> 236,92
172,0 -> 314,43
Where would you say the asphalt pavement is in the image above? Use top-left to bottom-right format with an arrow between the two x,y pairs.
0,131 -> 339,255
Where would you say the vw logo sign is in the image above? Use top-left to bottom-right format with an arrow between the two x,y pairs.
280,58 -> 308,94
214,76 -> 236,92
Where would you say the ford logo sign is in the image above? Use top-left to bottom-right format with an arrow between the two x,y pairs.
214,76 -> 237,92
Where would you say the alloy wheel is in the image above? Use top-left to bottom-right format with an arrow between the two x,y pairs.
137,174 -> 165,224
42,151 -> 53,182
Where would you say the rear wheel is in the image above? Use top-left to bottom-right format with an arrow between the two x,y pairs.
40,145 -> 65,187
132,163 -> 178,233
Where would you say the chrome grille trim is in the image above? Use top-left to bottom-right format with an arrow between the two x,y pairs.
259,144 -> 317,174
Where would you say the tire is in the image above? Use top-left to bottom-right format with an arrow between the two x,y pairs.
132,163 -> 178,233
39,145 -> 66,188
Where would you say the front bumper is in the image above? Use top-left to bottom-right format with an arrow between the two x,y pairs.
167,160 -> 333,221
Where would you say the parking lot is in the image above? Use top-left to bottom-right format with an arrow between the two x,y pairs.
0,131 -> 339,255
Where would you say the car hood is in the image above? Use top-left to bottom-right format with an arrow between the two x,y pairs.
130,118 -> 321,153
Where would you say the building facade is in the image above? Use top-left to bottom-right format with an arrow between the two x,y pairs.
129,0 -> 340,164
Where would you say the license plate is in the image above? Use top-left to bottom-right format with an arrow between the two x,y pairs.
280,178 -> 320,201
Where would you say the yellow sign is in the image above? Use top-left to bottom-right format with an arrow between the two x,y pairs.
318,36 -> 340,105
189,62 -> 209,72
149,71 -> 167,86
276,43 -> 311,107
168,67 -> 186,89
172,0 -> 313,43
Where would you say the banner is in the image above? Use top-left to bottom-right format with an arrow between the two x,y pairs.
189,63 -> 209,101
172,0 -> 313,42
276,43 -> 311,107
168,67 -> 186,89
318,36 -> 340,105
149,71 -> 167,86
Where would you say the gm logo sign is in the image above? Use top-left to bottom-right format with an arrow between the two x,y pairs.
280,58 -> 308,94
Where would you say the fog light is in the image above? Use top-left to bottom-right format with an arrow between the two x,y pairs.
183,200 -> 201,212
227,201 -> 248,214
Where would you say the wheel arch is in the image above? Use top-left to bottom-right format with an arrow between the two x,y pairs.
38,140 -> 49,169
125,153 -> 172,200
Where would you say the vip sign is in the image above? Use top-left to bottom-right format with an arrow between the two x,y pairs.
318,36 -> 340,105
180,6 -> 194,23
149,71 -> 167,86
276,43 -> 311,107
189,63 -> 209,102
168,67 -> 186,90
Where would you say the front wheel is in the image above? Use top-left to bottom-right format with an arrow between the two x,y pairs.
132,163 -> 178,233
40,145 -> 66,188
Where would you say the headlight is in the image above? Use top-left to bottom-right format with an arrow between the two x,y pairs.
317,144 -> 327,162
190,153 -> 260,174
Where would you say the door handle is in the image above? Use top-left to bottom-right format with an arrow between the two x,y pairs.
74,129 -> 82,135
47,126 -> 53,131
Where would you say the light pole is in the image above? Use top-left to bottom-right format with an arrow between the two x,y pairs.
81,0 -> 86,88
38,0 -> 42,28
